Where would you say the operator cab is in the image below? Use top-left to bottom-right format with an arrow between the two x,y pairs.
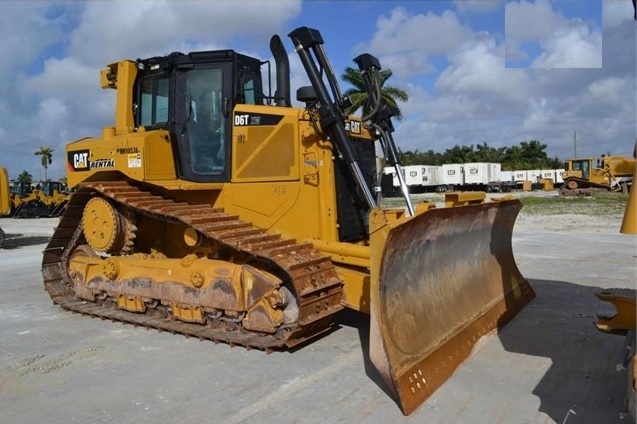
567,159 -> 591,179
11,181 -> 32,197
133,51 -> 266,183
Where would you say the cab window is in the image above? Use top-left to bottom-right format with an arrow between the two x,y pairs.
140,74 -> 169,126
186,67 -> 224,175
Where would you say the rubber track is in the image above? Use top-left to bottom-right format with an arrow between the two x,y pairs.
42,181 -> 344,351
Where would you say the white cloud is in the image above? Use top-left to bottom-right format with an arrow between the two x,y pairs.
531,24 -> 602,68
0,2 -> 75,94
587,77 -> 629,103
505,0 -> 566,43
505,0 -> 603,69
377,52 -> 436,79
366,7 -> 473,57
69,0 -> 302,65
454,0 -> 503,14
437,38 -> 530,101
603,0 -> 635,28
389,21 -> 633,158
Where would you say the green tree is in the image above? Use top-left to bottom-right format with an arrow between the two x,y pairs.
519,140 -> 549,166
443,145 -> 476,163
16,170 -> 33,183
341,67 -> 409,119
502,145 -> 524,170
34,146 -> 54,180
474,142 -> 507,163
396,140 -> 563,170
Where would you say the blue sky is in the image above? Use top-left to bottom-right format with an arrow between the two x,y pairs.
0,0 -> 634,181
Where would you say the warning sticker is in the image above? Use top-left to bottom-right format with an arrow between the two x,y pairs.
128,153 -> 142,168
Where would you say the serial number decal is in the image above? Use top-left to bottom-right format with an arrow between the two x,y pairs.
117,147 -> 140,154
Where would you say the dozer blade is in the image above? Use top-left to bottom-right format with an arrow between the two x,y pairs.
368,199 -> 535,415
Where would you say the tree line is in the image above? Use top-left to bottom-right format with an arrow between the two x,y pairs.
397,140 -> 564,170
339,68 -> 566,171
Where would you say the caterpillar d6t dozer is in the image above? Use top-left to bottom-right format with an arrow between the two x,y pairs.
42,27 -> 535,415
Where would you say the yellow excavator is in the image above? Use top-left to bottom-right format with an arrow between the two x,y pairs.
41,27 -> 534,415
0,167 -> 11,247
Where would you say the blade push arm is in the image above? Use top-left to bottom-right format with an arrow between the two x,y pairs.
288,27 -> 377,211
353,54 -> 415,216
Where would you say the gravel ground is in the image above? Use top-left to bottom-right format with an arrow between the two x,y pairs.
386,190 -> 628,234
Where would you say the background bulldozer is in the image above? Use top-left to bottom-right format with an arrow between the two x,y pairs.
42,26 -> 534,415
560,154 -> 635,196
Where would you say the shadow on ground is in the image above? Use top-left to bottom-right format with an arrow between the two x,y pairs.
338,279 -> 630,423
499,279 -> 629,424
1,234 -> 50,249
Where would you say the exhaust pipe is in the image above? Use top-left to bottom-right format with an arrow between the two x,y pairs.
269,35 -> 291,107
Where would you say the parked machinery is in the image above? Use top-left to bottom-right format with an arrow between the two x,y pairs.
0,168 -> 11,247
11,180 -> 69,218
595,139 -> 637,421
560,155 -> 635,196
9,181 -> 44,218
41,26 -> 535,415
38,181 -> 70,216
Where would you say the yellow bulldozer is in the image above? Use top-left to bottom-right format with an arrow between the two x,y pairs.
560,154 -> 635,196
0,167 -> 11,247
42,26 -> 535,415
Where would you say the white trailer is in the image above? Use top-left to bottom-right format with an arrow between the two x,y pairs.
498,170 -> 514,182
441,164 -> 464,187
403,165 -> 422,186
463,163 -> 502,185
422,165 -> 441,186
526,169 -> 543,182
513,170 -> 527,182
540,170 -> 556,181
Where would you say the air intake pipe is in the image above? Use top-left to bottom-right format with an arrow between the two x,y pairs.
269,35 -> 291,107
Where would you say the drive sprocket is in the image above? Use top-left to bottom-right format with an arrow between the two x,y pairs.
81,197 -> 136,254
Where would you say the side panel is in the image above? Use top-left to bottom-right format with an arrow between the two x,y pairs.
66,130 -> 175,188
231,105 -> 300,182
221,108 -> 339,243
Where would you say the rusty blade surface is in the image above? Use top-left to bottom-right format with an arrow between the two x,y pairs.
369,200 -> 535,415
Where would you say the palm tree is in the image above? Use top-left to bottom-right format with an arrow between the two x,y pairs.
34,146 -> 54,180
17,170 -> 33,183
341,67 -> 409,119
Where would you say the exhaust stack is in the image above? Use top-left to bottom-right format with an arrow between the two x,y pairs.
269,35 -> 291,107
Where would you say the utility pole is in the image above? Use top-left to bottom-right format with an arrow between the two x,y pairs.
573,131 -> 577,158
